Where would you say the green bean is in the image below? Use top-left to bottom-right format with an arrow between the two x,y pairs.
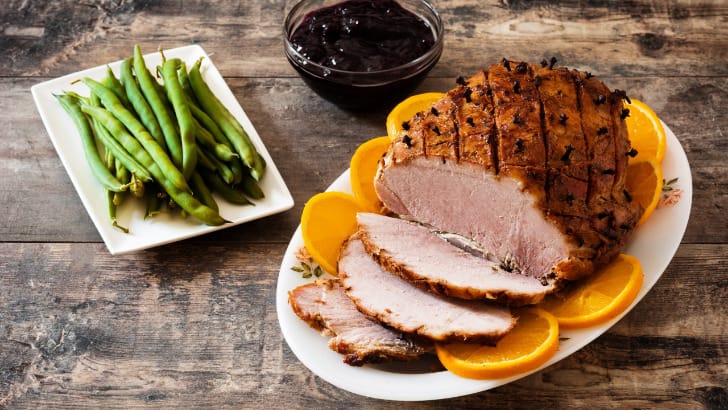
107,190 -> 129,233
177,61 -> 199,106
144,184 -> 163,219
188,60 -> 264,179
228,157 -> 244,185
240,172 -> 265,200
190,171 -> 218,213
193,117 -> 237,162
133,44 -> 183,169
195,145 -> 217,171
188,99 -> 229,147
206,149 -> 235,185
103,65 -> 132,109
120,58 -> 166,148
82,77 -> 190,194
200,169 -> 252,205
104,147 -> 128,232
113,157 -> 130,205
88,108 -> 153,183
82,105 -> 225,225
55,93 -> 125,192
161,58 -> 197,180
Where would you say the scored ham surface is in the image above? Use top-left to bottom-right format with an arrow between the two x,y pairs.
338,237 -> 516,343
375,59 -> 642,286
288,279 -> 430,365
357,212 -> 553,305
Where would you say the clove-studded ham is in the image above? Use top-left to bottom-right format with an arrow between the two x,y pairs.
288,279 -> 430,365
338,237 -> 516,343
375,59 -> 642,288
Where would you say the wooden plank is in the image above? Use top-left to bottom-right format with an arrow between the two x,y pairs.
1,242 -> 725,408
2,1 -> 727,78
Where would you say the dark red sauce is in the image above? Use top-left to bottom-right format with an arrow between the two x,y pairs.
290,0 -> 436,72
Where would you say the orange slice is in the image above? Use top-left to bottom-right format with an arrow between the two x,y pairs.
301,192 -> 365,275
626,158 -> 663,225
386,92 -> 445,138
539,254 -> 644,329
350,136 -> 391,213
624,99 -> 667,164
435,308 -> 559,379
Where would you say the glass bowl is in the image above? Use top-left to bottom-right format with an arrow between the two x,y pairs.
284,0 -> 444,110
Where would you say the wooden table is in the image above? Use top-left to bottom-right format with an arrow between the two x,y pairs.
2,1 -> 726,408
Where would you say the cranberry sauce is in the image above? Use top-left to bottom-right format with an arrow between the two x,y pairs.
290,0 -> 436,72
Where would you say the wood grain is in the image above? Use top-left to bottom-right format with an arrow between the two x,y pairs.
1,243 -> 726,408
1,0 -> 727,408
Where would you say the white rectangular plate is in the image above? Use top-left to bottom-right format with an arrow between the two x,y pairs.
31,45 -> 294,254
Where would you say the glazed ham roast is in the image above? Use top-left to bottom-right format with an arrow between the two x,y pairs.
290,59 -> 642,365
375,59 -> 642,289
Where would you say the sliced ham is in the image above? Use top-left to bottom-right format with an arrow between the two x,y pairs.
288,279 -> 429,366
357,212 -> 553,305
338,238 -> 516,343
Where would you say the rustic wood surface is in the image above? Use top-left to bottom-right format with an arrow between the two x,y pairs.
1,0 -> 727,408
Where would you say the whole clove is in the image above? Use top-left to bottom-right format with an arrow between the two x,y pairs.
401,121 -> 410,131
402,134 -> 412,147
466,117 -> 475,127
559,113 -> 568,125
513,113 -> 522,124
502,58 -> 511,71
626,148 -> 639,157
621,108 -> 631,119
513,80 -> 520,94
597,126 -> 609,135
515,138 -> 524,152
464,88 -> 472,103
431,107 -> 439,116
456,76 -> 467,86
561,144 -> 574,162
549,56 -> 557,69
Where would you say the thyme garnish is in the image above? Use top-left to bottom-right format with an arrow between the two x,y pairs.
292,247 -> 324,279
291,262 -> 323,279
662,177 -> 679,192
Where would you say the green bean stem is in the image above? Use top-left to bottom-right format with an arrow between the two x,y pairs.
82,77 -> 190,194
133,44 -> 183,169
160,58 -> 197,180
55,94 -> 125,192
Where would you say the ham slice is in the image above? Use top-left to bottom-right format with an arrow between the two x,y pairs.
288,279 -> 429,365
357,212 -> 554,305
338,238 -> 516,343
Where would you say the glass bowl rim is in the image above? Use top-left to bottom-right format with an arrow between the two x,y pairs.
283,0 -> 444,78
